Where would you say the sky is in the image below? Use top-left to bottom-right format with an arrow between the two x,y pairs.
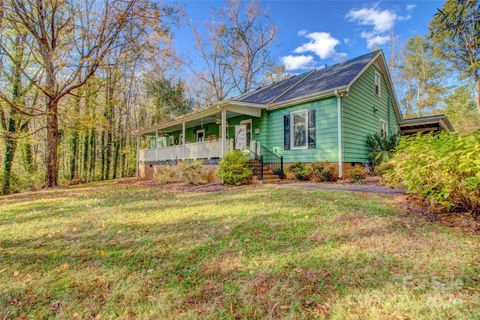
169,0 -> 443,75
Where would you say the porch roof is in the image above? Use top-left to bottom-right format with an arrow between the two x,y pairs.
399,114 -> 454,134
134,100 -> 265,136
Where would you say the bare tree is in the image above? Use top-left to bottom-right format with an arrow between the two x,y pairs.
0,0 -> 155,187
191,0 -> 277,106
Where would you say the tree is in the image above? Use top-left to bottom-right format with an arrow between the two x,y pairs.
397,36 -> 447,117
0,0 -> 165,187
445,86 -> 480,133
191,0 -> 277,105
430,0 -> 480,112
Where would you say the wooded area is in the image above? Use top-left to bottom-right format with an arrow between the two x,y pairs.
0,0 -> 479,195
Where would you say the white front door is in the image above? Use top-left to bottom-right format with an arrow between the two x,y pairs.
240,119 -> 252,147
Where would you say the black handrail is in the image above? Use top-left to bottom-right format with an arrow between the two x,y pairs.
244,148 -> 263,179
259,144 -> 284,179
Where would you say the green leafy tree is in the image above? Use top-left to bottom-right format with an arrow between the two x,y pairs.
145,77 -> 193,123
445,86 -> 480,133
398,36 -> 447,116
430,0 -> 480,112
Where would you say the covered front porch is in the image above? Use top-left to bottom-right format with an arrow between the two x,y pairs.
135,101 -> 265,164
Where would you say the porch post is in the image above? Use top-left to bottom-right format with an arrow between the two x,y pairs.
221,108 -> 227,157
155,129 -> 159,162
182,122 -> 186,160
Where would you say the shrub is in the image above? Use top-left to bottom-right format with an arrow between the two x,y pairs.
217,149 -> 252,185
288,162 -> 311,181
154,165 -> 179,185
384,132 -> 480,218
178,160 -> 215,185
366,133 -> 399,166
311,162 -> 337,182
348,165 -> 366,184
373,161 -> 393,176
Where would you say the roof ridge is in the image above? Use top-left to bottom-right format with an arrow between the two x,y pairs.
233,74 -> 297,102
267,69 -> 317,105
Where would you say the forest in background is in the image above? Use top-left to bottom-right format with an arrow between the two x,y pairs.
0,0 -> 479,195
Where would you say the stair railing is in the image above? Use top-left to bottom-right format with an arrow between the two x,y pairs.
259,144 -> 284,179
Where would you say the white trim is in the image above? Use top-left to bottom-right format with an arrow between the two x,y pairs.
380,119 -> 388,137
335,91 -> 343,178
221,109 -> 227,157
196,128 -> 205,142
290,109 -> 309,150
375,70 -> 381,97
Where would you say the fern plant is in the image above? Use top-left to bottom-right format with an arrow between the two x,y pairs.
365,133 -> 400,165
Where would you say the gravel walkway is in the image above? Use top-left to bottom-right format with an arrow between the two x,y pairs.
280,182 -> 406,195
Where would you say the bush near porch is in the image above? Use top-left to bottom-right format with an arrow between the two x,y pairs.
217,149 -> 252,185
384,131 -> 480,218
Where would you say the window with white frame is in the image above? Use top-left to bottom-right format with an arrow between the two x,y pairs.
374,71 -> 381,97
291,110 -> 308,149
380,119 -> 388,137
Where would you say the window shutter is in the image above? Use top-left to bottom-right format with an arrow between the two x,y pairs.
284,115 -> 290,150
308,109 -> 316,149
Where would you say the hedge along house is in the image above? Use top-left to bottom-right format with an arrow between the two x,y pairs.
135,50 -> 452,180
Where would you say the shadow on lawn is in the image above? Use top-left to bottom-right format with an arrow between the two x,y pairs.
1,185 -> 479,318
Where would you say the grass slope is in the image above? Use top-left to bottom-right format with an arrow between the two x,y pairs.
0,181 -> 479,319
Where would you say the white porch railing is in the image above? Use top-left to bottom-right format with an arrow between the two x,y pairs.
139,139 -> 233,162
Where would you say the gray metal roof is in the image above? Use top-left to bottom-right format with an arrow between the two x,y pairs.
234,50 -> 379,105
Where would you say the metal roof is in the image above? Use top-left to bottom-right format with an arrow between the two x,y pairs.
400,114 -> 454,133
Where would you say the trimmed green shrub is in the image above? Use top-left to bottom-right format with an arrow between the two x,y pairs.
348,165 -> 366,184
288,162 -> 311,181
217,150 -> 252,185
366,133 -> 400,166
311,162 -> 337,182
384,132 -> 480,218
178,160 -> 214,185
154,165 -> 179,185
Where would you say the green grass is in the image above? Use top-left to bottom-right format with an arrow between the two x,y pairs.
0,181 -> 479,319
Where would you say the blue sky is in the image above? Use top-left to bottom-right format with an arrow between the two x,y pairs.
170,0 -> 443,74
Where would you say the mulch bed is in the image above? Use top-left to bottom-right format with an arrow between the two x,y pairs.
395,194 -> 480,234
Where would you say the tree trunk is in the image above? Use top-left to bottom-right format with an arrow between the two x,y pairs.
2,133 -> 17,195
45,99 -> 59,188
89,128 -> 96,180
69,131 -> 79,180
101,130 -> 106,180
82,131 -> 89,181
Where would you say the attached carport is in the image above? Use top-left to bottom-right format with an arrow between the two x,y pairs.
399,114 -> 454,135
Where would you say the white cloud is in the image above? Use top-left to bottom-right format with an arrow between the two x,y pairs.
361,31 -> 391,49
297,30 -> 307,36
406,4 -> 417,12
281,55 -> 315,71
346,6 -> 397,33
294,32 -> 343,60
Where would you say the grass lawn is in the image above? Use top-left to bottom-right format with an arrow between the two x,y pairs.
1,181 -> 479,319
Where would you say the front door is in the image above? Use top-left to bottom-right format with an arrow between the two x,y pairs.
196,129 -> 205,142
240,119 -> 252,148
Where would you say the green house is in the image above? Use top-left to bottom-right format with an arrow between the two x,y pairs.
135,50 -> 453,179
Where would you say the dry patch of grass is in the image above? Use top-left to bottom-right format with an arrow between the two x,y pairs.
0,181 -> 479,319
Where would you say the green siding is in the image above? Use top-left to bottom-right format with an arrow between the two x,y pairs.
264,97 -> 339,163
342,65 -> 400,162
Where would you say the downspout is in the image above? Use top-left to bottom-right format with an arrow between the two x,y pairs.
335,90 -> 343,179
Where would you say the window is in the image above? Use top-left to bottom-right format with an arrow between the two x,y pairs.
374,71 -> 381,97
291,110 -> 308,149
380,119 -> 388,137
